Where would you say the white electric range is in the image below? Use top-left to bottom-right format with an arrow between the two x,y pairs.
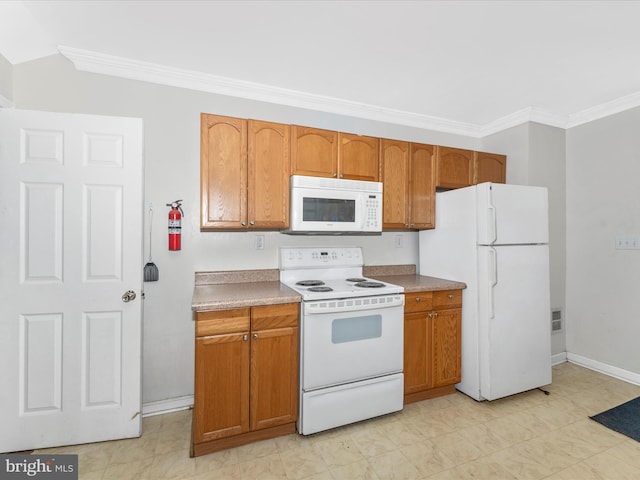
280,246 -> 405,435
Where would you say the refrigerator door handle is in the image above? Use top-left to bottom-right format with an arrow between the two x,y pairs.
487,187 -> 497,244
489,247 -> 498,319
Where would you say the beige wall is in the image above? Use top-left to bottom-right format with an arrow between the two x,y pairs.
0,53 -> 13,103
13,54 -> 482,405
566,107 -> 640,380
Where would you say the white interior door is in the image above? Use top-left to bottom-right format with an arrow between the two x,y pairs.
0,109 -> 143,452
477,244 -> 552,400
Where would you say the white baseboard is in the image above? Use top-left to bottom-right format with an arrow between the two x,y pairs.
142,395 -> 194,417
139,353 -> 637,418
551,352 -> 568,366
567,352 -> 640,386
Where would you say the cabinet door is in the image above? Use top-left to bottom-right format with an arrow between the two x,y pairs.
435,146 -> 474,189
431,308 -> 462,387
338,133 -> 380,181
250,325 -> 299,431
474,151 -> 506,184
248,120 -> 290,229
193,332 -> 250,443
291,126 -> 338,178
404,312 -> 431,394
201,114 -> 247,229
250,303 -> 299,431
380,139 -> 409,229
409,143 -> 435,229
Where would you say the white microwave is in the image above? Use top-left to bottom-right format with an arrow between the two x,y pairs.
286,175 -> 383,234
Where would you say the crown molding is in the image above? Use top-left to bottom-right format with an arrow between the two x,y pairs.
58,46 -> 640,138
479,107 -> 568,137
566,90 -> 640,128
58,46 -> 482,137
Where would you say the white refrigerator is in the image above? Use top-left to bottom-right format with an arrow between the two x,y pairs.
419,182 -> 552,401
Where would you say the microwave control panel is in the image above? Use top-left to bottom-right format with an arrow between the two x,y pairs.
364,194 -> 382,231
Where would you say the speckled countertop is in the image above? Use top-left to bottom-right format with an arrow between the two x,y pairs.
191,269 -> 300,312
191,265 -> 466,313
364,265 -> 467,292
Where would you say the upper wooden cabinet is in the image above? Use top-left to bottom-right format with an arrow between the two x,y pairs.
338,133 -> 380,181
291,126 -> 379,181
474,151 -> 506,184
200,113 -> 507,232
380,140 -> 434,230
290,126 -> 338,178
435,146 -> 474,189
201,114 -> 290,230
409,143 -> 435,229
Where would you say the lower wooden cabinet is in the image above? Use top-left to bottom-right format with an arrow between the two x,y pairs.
403,290 -> 462,404
191,303 -> 299,456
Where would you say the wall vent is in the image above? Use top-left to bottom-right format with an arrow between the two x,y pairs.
551,308 -> 563,333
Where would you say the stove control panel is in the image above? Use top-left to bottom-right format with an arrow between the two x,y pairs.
280,247 -> 363,269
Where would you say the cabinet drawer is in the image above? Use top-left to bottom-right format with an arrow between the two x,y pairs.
196,308 -> 250,337
404,292 -> 433,313
433,290 -> 462,309
252,303 -> 299,330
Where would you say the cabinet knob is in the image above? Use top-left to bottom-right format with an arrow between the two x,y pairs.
339,173 -> 344,179
243,334 -> 248,341
428,313 -> 433,318
249,220 -> 255,226
448,294 -> 454,299
434,312 -> 440,318
241,222 -> 246,226
333,173 -> 338,177
415,297 -> 421,302
253,333 -> 258,340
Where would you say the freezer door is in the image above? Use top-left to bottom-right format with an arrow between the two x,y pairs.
477,244 -> 552,400
476,183 -> 549,245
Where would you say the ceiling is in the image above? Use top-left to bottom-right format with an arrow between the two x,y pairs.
2,0 -> 640,136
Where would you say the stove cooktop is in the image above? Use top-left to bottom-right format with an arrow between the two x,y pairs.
279,247 -> 404,301
283,276 -> 403,301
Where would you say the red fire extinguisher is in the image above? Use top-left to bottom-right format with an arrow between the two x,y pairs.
166,200 -> 184,251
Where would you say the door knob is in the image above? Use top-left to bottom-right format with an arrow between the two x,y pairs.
121,290 -> 137,302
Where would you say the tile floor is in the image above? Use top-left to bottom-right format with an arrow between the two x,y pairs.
35,362 -> 640,479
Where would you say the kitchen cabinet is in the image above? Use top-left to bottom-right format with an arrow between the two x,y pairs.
290,126 -> 338,178
200,114 -> 290,230
435,146 -> 474,189
403,289 -> 462,404
474,151 -> 506,184
380,140 -> 435,230
291,127 -> 379,181
338,132 -> 379,181
191,303 -> 299,457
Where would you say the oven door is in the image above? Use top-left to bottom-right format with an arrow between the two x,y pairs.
301,295 -> 404,391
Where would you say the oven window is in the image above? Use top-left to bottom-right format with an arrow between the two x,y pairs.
331,315 -> 382,344
303,197 -> 356,222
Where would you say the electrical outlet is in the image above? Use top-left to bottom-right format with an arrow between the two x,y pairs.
615,236 -> 640,250
255,235 -> 265,250
394,235 -> 403,248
